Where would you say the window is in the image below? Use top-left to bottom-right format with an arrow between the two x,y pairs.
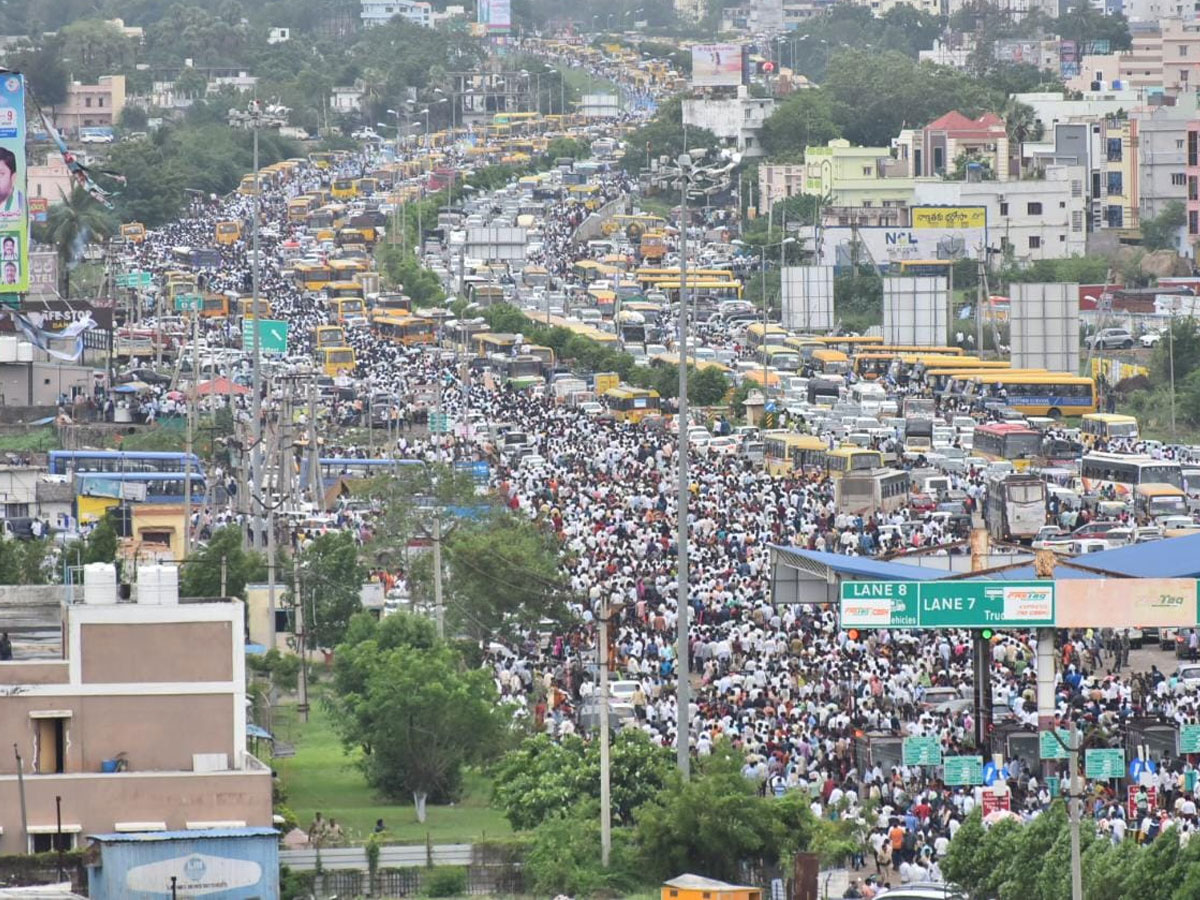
1107,205 -> 1124,227
1029,235 -> 1042,249
98,97 -> 105,107
1184,70 -> 1191,83
1190,210 -> 1199,235
84,97 -> 91,108
1183,45 -> 1191,56
1179,139 -> 1187,149
1191,176 -> 1198,201
1173,173 -> 1188,186
1107,172 -> 1123,195
1000,202 -> 1009,216
862,166 -> 872,176
1107,137 -> 1123,161
1072,210 -> 1084,232
1190,131 -> 1199,167
31,833 -> 75,854
32,714 -> 69,774
1027,201 -> 1043,215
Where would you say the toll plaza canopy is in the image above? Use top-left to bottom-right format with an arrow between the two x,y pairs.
770,532 -> 1200,605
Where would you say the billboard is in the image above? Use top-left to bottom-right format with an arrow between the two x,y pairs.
0,74 -> 28,300
691,44 -> 745,88
781,266 -> 834,332
27,250 -> 56,297
882,276 -> 949,346
478,0 -> 511,34
1010,283 -> 1079,374
911,206 -> 987,231
808,222 -> 986,269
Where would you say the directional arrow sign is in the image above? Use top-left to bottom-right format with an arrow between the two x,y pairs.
242,318 -> 289,355
943,755 -> 983,786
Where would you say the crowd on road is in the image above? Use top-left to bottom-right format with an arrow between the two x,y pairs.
107,125 -> 1200,888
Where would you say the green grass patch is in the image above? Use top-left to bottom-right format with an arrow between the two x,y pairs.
0,428 -> 59,452
272,696 -> 513,845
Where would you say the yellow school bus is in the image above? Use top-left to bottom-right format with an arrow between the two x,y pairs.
603,387 -> 661,424
292,264 -> 333,293
331,177 -> 357,200
237,175 -> 259,196
214,221 -> 242,245
238,297 -> 272,318
287,198 -> 313,222
319,346 -> 356,376
764,433 -> 828,477
119,222 -> 146,243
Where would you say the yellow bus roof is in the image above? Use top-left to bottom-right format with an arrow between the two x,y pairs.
1082,413 -> 1138,423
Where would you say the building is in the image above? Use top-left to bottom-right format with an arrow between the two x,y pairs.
1186,120 -> 1200,251
662,874 -> 762,900
681,89 -> 777,157
361,0 -> 433,27
52,76 -> 126,137
0,570 -> 272,851
800,139 -> 914,208
331,84 -> 365,113
758,163 -> 807,214
914,164 -> 1088,262
1068,20 -> 1200,97
1101,117 -> 1139,230
1132,97 -> 1195,249
895,111 -> 1011,182
268,27 -> 291,43
1012,90 -> 1146,134
87,829 -> 279,900
27,155 -> 73,205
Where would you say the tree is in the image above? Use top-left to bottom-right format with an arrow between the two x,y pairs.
950,150 -> 996,181
329,640 -> 503,820
33,186 -> 115,298
1004,99 -> 1043,147
758,89 -> 841,161
11,47 -> 68,108
622,98 -> 719,175
691,365 -> 732,406
0,539 -> 50,585
433,513 -> 569,642
633,743 -> 815,884
523,805 -> 644,897
1141,200 -> 1187,252
491,732 -> 674,831
180,525 -> 267,600
299,531 -> 366,651
1150,317 -> 1200,385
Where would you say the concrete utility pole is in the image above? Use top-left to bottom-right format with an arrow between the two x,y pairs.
432,508 -> 445,640
599,597 -> 614,868
675,153 -> 692,779
183,302 -> 199,556
1068,721 -> 1083,900
249,103 -> 264,545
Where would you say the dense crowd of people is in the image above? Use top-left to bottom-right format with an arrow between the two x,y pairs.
108,95 -> 1200,890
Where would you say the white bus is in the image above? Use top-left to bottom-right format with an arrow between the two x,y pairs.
985,473 -> 1047,543
1080,452 -> 1183,498
835,467 -> 911,515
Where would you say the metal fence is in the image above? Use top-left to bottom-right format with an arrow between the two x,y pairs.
310,865 -> 523,897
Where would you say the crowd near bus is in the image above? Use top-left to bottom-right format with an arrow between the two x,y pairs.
70,45 -> 1200,893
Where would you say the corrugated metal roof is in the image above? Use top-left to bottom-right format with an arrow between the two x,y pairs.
88,827 -> 277,842
772,546 -> 949,582
963,564 -> 1103,581
1063,532 -> 1200,578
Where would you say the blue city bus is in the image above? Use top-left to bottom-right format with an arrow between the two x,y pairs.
49,450 -> 207,478
75,471 -> 208,504
300,457 -> 426,489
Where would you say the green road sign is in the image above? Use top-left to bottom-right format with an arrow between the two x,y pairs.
943,755 -> 984,786
1180,724 -> 1200,755
1085,748 -> 1125,780
839,580 -> 1055,630
117,271 -> 152,288
902,735 -> 943,767
429,412 -> 451,434
242,318 -> 289,355
840,581 -> 919,629
1039,729 -> 1071,760
174,293 -> 203,312
1046,776 -> 1061,797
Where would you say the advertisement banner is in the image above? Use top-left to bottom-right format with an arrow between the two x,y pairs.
28,196 -> 47,224
911,206 -> 987,230
807,223 -> 986,268
1056,579 -> 1197,629
478,0 -> 511,33
0,74 -> 28,300
691,43 -> 745,88
27,250 -> 56,297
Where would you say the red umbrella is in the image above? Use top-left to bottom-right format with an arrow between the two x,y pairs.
197,376 -> 250,396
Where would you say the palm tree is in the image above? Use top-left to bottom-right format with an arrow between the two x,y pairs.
36,186 -> 116,298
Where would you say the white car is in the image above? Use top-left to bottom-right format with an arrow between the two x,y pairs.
578,402 -> 604,416
707,435 -> 739,455
688,426 -> 712,449
1141,330 -> 1165,348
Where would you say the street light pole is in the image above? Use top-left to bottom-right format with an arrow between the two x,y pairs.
249,102 -> 263,547
675,153 -> 692,779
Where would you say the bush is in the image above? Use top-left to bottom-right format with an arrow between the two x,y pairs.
422,865 -> 467,897
279,865 -> 315,900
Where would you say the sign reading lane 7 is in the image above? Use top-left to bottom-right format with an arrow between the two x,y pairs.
840,581 -> 1055,630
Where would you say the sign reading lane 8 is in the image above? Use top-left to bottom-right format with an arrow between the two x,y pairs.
840,581 -> 1055,629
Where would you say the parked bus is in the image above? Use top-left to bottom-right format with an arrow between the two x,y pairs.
746,323 -> 789,351
75,472 -> 207,523
1081,452 -> 1183,497
1134,483 -> 1189,522
200,294 -> 230,319
287,198 -> 312,222
946,372 -> 1098,418
814,335 -> 884,354
238,297 -> 271,318
806,348 -> 850,377
763,433 -> 828,477
319,346 -> 357,377
825,447 -> 884,479
603,387 -> 661,424
1080,413 -> 1139,448
836,467 -> 911,515
372,313 -> 437,346
292,264 -> 333,293
473,333 -> 519,357
807,378 -> 842,407
985,473 -> 1047,542
119,222 -> 146,243
331,297 -> 368,328
313,325 -> 347,349
972,423 -> 1043,472
214,221 -> 242,245
331,177 -> 357,200
760,345 -> 801,372
50,450 -> 206,476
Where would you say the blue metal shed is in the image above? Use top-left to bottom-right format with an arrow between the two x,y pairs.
86,828 -> 278,900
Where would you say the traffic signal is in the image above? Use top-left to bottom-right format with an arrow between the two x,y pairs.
847,628 -> 861,641
980,628 -> 995,640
